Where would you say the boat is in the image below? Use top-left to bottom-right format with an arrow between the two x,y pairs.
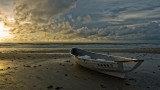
70,48 -> 144,78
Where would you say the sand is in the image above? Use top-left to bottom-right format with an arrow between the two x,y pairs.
0,49 -> 160,90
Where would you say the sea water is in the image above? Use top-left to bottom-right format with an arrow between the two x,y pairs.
0,42 -> 160,54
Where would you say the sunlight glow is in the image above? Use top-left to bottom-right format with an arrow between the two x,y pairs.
0,22 -> 12,41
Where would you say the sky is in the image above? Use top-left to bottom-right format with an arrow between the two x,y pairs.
0,0 -> 160,42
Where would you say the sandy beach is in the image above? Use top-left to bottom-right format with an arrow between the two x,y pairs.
0,49 -> 160,90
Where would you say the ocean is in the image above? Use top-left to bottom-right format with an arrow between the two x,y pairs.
1,42 -> 160,63
0,42 -> 160,54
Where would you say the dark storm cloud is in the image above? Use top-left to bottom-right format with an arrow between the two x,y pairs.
13,0 -> 77,23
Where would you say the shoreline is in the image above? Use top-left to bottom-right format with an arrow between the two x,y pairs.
1,48 -> 160,54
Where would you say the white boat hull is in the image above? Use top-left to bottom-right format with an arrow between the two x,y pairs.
73,56 -> 126,78
71,48 -> 144,78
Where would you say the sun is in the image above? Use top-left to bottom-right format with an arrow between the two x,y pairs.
0,21 -> 12,41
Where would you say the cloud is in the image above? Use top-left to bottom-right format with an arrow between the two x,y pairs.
7,16 -> 160,42
13,0 -> 77,23
6,0 -> 77,41
1,0 -> 160,42
0,0 -> 17,15
82,15 -> 92,24
74,0 -> 160,25
47,21 -> 160,42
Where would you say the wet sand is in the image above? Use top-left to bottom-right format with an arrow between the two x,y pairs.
0,49 -> 160,90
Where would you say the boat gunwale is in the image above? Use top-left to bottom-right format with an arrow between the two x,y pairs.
70,47 -> 144,63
